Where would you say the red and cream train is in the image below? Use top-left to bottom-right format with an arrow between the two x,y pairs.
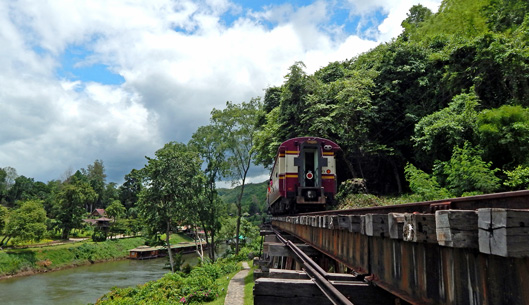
267,137 -> 341,215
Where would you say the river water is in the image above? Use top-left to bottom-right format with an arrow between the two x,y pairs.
0,253 -> 199,305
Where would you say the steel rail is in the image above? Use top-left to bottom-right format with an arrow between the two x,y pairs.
297,189 -> 529,216
272,228 -> 354,305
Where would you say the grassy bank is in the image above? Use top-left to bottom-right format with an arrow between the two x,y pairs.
0,237 -> 145,278
95,257 -> 243,305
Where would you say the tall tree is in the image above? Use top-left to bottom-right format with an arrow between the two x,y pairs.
0,205 -> 8,239
211,98 -> 262,254
137,142 -> 202,272
0,168 -> 7,204
55,182 -> 96,239
189,125 -> 227,260
119,169 -> 142,212
84,160 -> 107,211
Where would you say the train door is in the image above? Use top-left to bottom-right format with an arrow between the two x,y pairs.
302,148 -> 320,187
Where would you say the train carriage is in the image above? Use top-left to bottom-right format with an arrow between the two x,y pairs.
267,137 -> 341,215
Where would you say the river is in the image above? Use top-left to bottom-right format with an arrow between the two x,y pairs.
0,253 -> 200,305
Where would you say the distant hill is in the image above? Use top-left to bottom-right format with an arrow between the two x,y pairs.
217,181 -> 268,215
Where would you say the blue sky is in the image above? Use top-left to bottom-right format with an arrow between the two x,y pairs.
0,0 -> 441,184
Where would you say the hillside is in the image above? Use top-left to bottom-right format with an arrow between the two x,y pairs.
217,181 -> 268,215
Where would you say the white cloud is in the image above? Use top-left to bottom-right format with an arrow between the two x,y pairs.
344,0 -> 442,41
0,0 -> 440,183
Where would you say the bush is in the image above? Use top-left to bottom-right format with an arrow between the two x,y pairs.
504,165 -> 529,190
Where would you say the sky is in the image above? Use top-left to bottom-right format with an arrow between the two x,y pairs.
1,0 -> 442,185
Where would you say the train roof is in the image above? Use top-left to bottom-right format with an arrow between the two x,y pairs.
278,137 -> 341,152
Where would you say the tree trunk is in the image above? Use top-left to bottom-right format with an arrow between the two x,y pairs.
62,228 -> 70,240
235,160 -> 251,255
209,230 -> 216,261
390,159 -> 403,194
193,224 -> 204,260
342,153 -> 357,178
1,235 -> 10,247
166,221 -> 174,273
235,203 -> 242,255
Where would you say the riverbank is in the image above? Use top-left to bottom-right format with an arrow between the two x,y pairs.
0,237 -> 145,279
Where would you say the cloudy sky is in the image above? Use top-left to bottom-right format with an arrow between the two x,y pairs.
1,0 -> 441,184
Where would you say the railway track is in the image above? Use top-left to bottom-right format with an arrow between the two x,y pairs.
295,189 -> 529,216
266,190 -> 529,305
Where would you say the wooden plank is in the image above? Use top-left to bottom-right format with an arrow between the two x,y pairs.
360,215 -> 367,235
264,235 -> 278,243
403,213 -> 437,243
435,210 -> 478,248
349,215 -> 362,233
254,277 -> 398,305
364,214 -> 389,237
329,215 -> 339,229
260,229 -> 273,236
318,216 -> 325,228
478,208 -> 529,257
337,215 -> 351,230
268,269 -> 309,279
266,242 -> 319,257
311,216 -> 318,227
388,213 -> 405,240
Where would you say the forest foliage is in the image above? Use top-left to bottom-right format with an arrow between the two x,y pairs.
253,0 -> 529,200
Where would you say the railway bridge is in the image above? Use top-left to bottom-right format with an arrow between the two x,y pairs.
254,190 -> 529,305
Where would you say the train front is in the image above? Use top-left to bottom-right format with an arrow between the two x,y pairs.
268,137 -> 341,214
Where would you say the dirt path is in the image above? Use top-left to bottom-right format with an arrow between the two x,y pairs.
224,262 -> 251,305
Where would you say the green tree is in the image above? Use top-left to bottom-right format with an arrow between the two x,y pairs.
137,142 -> 202,272
6,175 -> 35,205
106,200 -> 125,221
83,160 -> 107,211
55,182 -> 97,239
119,169 -> 142,212
211,98 -> 262,254
1,200 -> 47,246
0,168 -> 7,204
404,163 -> 451,201
303,69 -> 378,179
102,182 -> 119,208
439,142 -> 500,196
106,200 -> 125,239
189,125 -> 228,260
253,106 -> 282,168
504,165 -> 529,190
0,205 -> 8,237
401,4 -> 433,40
276,62 -> 312,140
413,91 -> 480,165
477,105 -> 529,169
483,0 -> 529,32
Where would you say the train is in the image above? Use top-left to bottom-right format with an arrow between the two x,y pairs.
267,137 -> 341,215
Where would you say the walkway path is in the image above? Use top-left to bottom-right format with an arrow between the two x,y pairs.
224,261 -> 251,305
